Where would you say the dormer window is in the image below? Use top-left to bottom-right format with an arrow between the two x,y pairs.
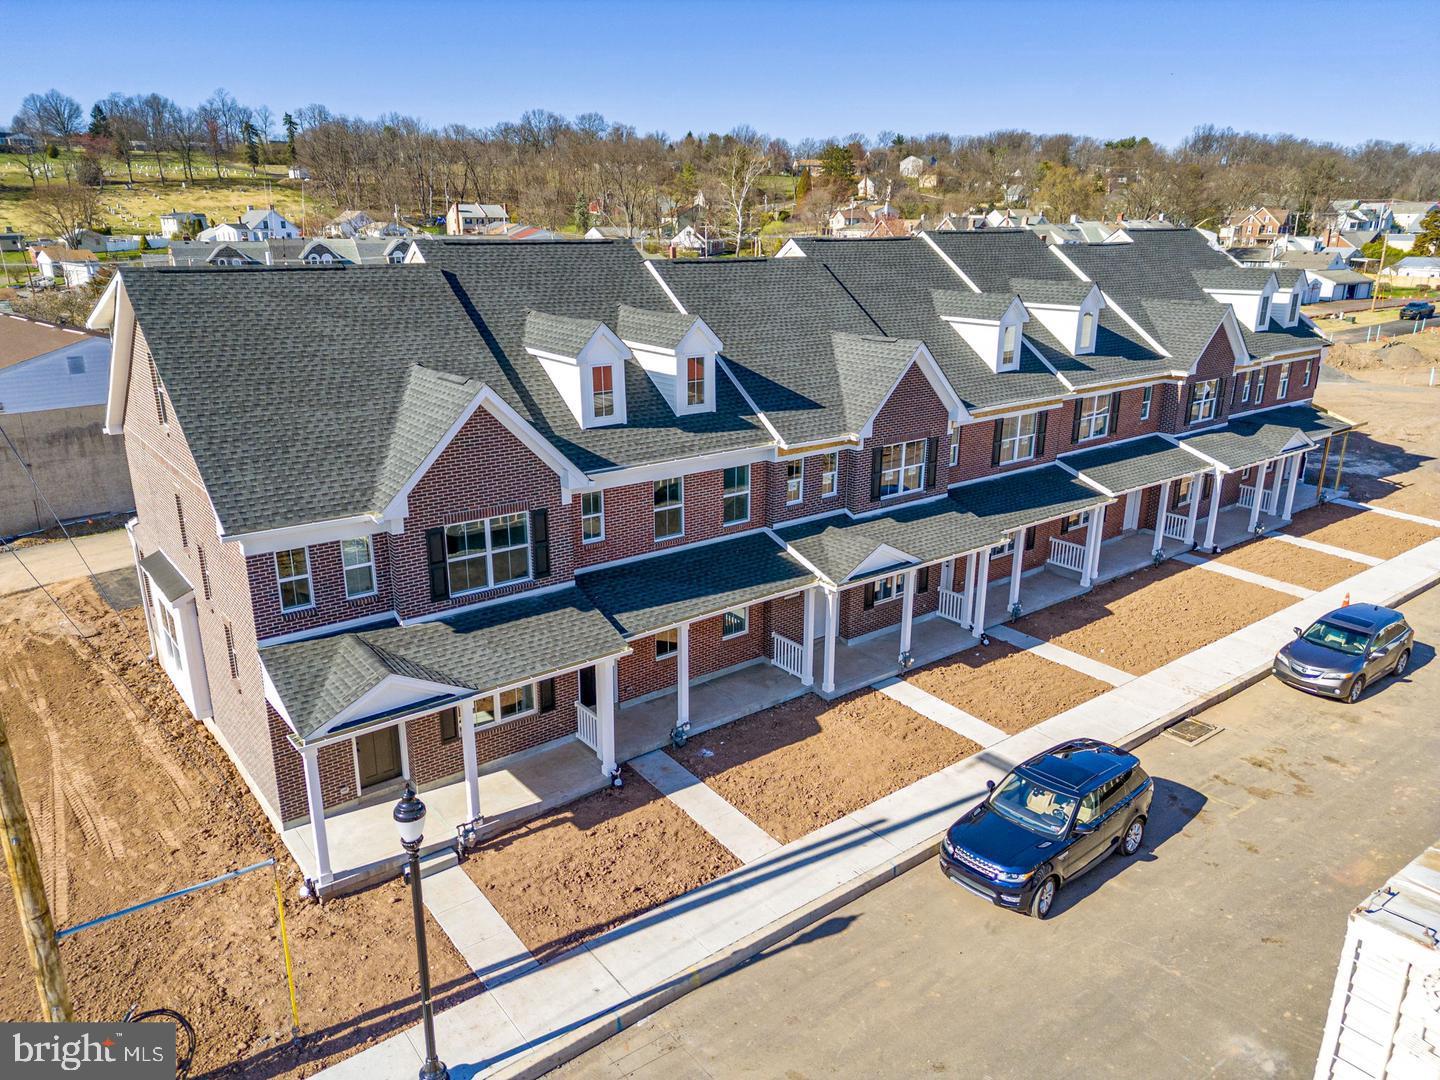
1001,324 -> 1019,369
1256,295 -> 1271,329
592,365 -> 615,419
1287,294 -> 1299,323
686,356 -> 706,407
1079,311 -> 1096,352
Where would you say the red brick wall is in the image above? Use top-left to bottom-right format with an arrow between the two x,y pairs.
848,365 -> 953,513
617,603 -> 773,701
1165,327 -> 1240,433
250,533 -> 394,640
951,403 -> 1069,483
839,570 -> 938,639
766,450 -> 851,525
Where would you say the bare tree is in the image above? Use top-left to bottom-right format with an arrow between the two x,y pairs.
16,90 -> 83,149
716,127 -> 768,254
33,181 -> 102,238
142,94 -> 176,183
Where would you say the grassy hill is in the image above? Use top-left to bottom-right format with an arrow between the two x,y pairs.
0,150 -> 337,238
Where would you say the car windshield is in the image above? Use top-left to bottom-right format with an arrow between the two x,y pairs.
988,772 -> 1079,837
1302,620 -> 1370,656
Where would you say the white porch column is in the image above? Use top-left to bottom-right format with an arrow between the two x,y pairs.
1203,467 -> 1223,551
800,586 -> 816,686
1283,454 -> 1301,519
961,552 -> 978,628
899,569 -> 917,659
1269,452 -> 1287,513
676,621 -> 691,732
1007,528 -> 1026,612
1152,481 -> 1171,556
821,588 -> 839,693
596,657 -> 617,776
1090,504 -> 1107,579
458,697 -> 480,824
300,746 -> 332,884
1248,460 -> 1269,532
973,548 -> 993,632
1183,474 -> 1202,545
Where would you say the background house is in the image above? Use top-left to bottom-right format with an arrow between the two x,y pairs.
198,205 -> 299,242
158,211 -> 208,239
33,246 -> 101,287
1385,256 -> 1440,286
0,315 -> 131,538
445,202 -> 510,235
324,210 -> 375,238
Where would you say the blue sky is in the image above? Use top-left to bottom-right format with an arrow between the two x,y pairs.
3,0 -> 1407,147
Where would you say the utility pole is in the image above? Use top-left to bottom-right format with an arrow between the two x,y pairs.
1370,200 -> 1392,313
0,708 -> 72,1021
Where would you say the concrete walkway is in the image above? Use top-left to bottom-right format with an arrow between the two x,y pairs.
1334,497 -> 1440,529
1173,550 -> 1315,598
1270,531 -> 1384,566
985,624 -> 1134,687
629,751 -> 779,864
0,528 -> 132,595
423,867 -> 537,987
872,677 -> 1008,747
318,533 -> 1440,1080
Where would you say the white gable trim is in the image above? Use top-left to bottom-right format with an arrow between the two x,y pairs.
88,274 -> 132,434
848,542 -> 918,580
716,357 -> 785,444
918,231 -> 981,292
323,674 -> 475,736
774,238 -> 807,259
858,344 -> 966,437
646,258 -> 690,311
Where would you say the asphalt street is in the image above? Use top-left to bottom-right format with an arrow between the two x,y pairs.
557,584 -> 1440,1080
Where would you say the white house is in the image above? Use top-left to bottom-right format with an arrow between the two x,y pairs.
198,206 -> 300,243
445,202 -> 510,235
1303,267 -> 1374,302
669,225 -> 724,255
33,247 -> 101,288
158,211 -> 208,239
899,155 -> 926,178
323,210 -> 375,239
1386,256 -> 1440,283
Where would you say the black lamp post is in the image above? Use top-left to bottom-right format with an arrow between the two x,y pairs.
394,783 -> 448,1080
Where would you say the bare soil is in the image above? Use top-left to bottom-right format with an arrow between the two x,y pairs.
1012,562 -> 1295,676
669,690 -> 979,844
905,641 -> 1110,733
1284,503 -> 1440,560
1210,537 -> 1368,590
460,770 -> 738,963
1315,372 -> 1440,516
0,581 -> 481,1078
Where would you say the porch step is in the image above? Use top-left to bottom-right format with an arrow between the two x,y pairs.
415,846 -> 459,880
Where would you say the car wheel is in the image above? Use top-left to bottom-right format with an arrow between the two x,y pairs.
1393,649 -> 1410,678
1121,816 -> 1146,856
1028,875 -> 1058,919
1347,675 -> 1367,704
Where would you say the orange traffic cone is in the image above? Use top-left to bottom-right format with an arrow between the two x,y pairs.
1341,592 -> 1350,607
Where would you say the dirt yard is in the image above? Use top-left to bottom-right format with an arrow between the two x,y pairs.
1315,377 -> 1440,517
1284,502 -> 1440,560
669,690 -> 979,844
461,770 -> 738,963
0,581 -> 481,1078
1210,536 -> 1369,590
905,641 -> 1111,733
1013,562 -> 1295,676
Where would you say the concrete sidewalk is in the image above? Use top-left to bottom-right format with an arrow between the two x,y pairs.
318,526 -> 1440,1080
0,528 -> 132,595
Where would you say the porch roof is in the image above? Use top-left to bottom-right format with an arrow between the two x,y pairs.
952,463 -> 1112,538
138,549 -> 192,603
576,531 -> 815,638
1176,404 -> 1351,471
261,585 -> 627,741
1059,435 -> 1206,496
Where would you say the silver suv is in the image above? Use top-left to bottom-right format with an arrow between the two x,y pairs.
1273,603 -> 1413,704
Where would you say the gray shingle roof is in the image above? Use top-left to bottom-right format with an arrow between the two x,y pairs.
139,549 -> 192,603
1312,268 -> 1372,284
931,290 -> 1016,321
1011,278 -> 1094,306
261,585 -> 626,741
1176,404 -> 1349,471
523,309 -> 604,356
951,464 -> 1109,539
1059,434 -> 1207,495
1193,267 -> 1275,291
615,305 -> 698,350
577,531 -> 814,637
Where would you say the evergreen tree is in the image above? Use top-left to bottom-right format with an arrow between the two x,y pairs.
282,112 -> 298,164
1411,208 -> 1440,258
88,103 -> 109,139
572,194 -> 590,231
242,121 -> 259,167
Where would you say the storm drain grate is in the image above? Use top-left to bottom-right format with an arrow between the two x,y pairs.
1164,717 -> 1222,745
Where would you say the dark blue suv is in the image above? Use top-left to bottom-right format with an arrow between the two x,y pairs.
939,739 -> 1153,918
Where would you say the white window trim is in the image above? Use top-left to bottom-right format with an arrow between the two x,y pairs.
721,466 -> 750,526
275,547 -> 315,613
999,413 -> 1038,464
879,439 -> 927,499
494,683 -> 538,723
1189,380 -> 1219,424
1240,374 -> 1251,403
1302,360 -> 1312,387
721,606 -> 749,639
446,512 -> 532,597
1000,323 -> 1020,370
1257,294 -> 1271,329
341,536 -> 378,600
655,477 -> 685,539
872,574 -> 901,604
581,490 -> 605,544
1277,363 -> 1290,397
157,601 -> 181,664
655,628 -> 679,660
1139,385 -> 1153,420
1254,369 -> 1266,403
684,355 -> 707,408
785,460 -> 804,505
1078,395 -> 1111,442
1079,311 -> 1096,353
591,364 -> 617,421
820,451 -> 839,499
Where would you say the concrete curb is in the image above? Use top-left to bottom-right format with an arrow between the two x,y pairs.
481,569 -> 1440,1080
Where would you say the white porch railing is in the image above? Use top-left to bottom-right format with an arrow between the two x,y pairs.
1163,510 -> 1189,540
1048,537 -> 1087,573
937,587 -> 965,624
771,632 -> 805,679
1238,484 -> 1278,514
575,701 -> 600,752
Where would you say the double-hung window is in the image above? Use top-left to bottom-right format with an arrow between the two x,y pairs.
820,452 -> 838,498
1277,363 -> 1290,398
1079,311 -> 1096,351
655,628 -> 678,659
1188,379 -> 1219,424
1001,324 -> 1019,367
1140,385 -> 1153,420
722,607 -> 748,639
721,466 -> 748,525
591,365 -> 615,419
991,535 -> 1015,558
445,512 -> 530,595
497,684 -> 535,720
1257,295 -> 1271,327
655,477 -> 684,539
1175,477 -> 1193,507
581,491 -> 604,543
157,604 -> 181,664
785,460 -> 804,504
872,574 -> 900,604
1240,373 -> 1251,403
341,537 -> 376,599
1254,368 -> 1266,403
275,548 -> 313,612
1302,360 -> 1312,387
686,356 -> 706,406
1288,294 -> 1299,323
879,439 -> 926,498
1060,510 -> 1091,533
998,413 -> 1038,464
1078,395 -> 1110,441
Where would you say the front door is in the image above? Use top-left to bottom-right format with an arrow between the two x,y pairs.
1122,491 -> 1141,531
356,727 -> 402,790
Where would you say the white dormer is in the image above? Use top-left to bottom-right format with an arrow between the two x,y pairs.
1017,280 -> 1105,356
616,306 -> 723,416
1197,269 -> 1278,332
1273,280 -> 1304,327
523,311 -> 630,429
934,292 -> 1031,374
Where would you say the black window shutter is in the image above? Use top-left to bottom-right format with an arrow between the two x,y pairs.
917,565 -> 930,592
1070,400 -> 1083,443
1035,410 -> 1048,454
1215,378 -> 1226,416
925,436 -> 939,489
1109,392 -> 1122,434
1024,526 -> 1036,551
862,582 -> 876,609
1060,516 -> 1071,535
1184,383 -> 1196,423
531,507 -> 550,578
870,446 -> 884,500
538,677 -> 556,712
1232,377 -> 1243,404
990,421 -> 1003,466
426,527 -> 449,601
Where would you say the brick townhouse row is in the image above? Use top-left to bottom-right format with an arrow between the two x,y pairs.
87,225 -> 1354,890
